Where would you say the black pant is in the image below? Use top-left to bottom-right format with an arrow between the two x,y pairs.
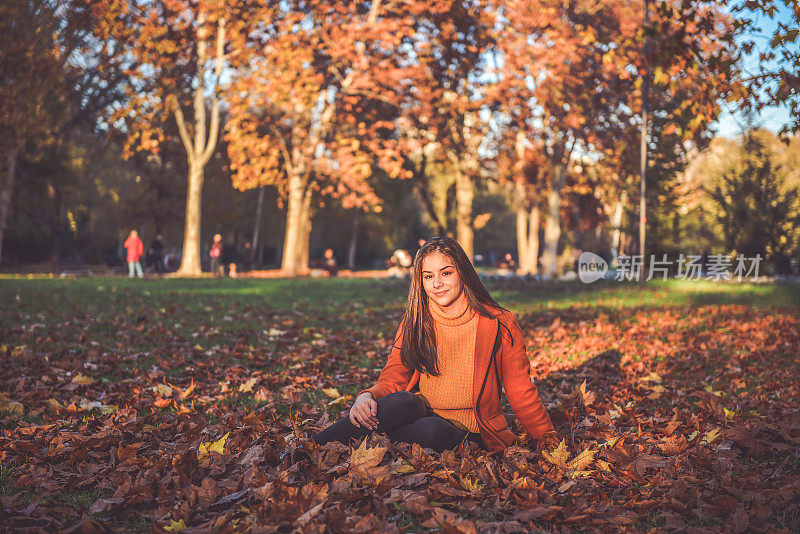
210,257 -> 224,277
312,391 -> 486,453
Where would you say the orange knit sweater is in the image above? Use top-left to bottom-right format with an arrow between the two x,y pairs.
418,296 -> 480,432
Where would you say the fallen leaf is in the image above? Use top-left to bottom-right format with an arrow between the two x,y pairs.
163,519 -> 187,532
350,437 -> 387,477
154,383 -> 173,397
239,377 -> 258,393
0,393 -> 23,415
542,440 -> 570,468
198,432 -> 230,459
71,373 -> 95,386
321,388 -> 341,399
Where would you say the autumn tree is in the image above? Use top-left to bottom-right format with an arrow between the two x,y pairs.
491,0 -> 742,276
394,1 -> 496,261
226,0 -> 411,276
487,128 -> 548,275
0,0 -> 64,264
682,129 -> 800,271
489,0 -> 641,277
733,0 -> 800,134
87,0 -> 272,276
604,0 -> 743,260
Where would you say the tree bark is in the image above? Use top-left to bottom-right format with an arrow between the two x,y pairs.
297,184 -> 313,276
610,190 -> 627,267
515,199 -> 541,276
515,180 -> 529,274
0,146 -> 20,265
541,162 -> 565,278
455,165 -> 474,263
252,185 -> 266,263
178,162 -> 204,274
280,170 -> 308,276
526,204 -> 540,275
347,210 -> 359,270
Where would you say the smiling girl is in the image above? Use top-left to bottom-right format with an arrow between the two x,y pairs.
312,236 -> 558,453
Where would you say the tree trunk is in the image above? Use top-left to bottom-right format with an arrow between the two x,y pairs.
0,146 -> 20,265
516,200 -> 541,276
541,162 -> 565,278
252,185 -> 266,262
297,185 -> 313,276
280,171 -> 307,276
515,181 -> 529,274
176,163 -> 204,275
347,210 -> 359,270
610,190 -> 627,267
526,204 -> 540,275
455,166 -> 474,263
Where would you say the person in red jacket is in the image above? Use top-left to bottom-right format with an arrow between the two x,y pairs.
313,236 -> 560,453
123,229 -> 144,278
209,233 -> 224,277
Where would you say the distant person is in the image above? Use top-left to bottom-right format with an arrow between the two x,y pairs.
124,230 -> 144,278
209,234 -> 224,277
228,262 -> 238,278
324,248 -> 338,277
495,253 -> 516,278
149,234 -> 165,273
388,248 -> 412,278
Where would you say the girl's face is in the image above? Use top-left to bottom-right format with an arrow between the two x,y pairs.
421,251 -> 465,308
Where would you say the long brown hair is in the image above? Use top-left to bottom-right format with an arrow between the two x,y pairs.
397,236 -> 514,375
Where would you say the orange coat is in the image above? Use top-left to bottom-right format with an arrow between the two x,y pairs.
359,305 -> 554,451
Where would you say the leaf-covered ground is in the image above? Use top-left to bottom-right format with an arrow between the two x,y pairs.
1,277 -> 799,532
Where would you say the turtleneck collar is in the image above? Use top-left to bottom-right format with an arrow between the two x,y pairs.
428,294 -> 476,327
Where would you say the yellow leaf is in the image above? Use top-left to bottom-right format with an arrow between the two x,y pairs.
163,519 -> 187,532
648,384 -> 666,400
321,388 -> 341,399
0,393 -> 23,415
542,440 -> 569,468
724,408 -> 736,420
599,437 -> 619,449
198,432 -> 229,458
350,438 -> 387,474
79,400 -> 117,414
701,427 -> 721,445
392,462 -> 415,475
154,384 -> 173,396
641,372 -> 662,383
239,377 -> 258,393
327,395 -> 351,407
567,448 -> 596,471
460,475 -> 482,492
71,373 -> 95,386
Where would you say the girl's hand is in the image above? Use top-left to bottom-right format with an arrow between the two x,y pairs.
349,392 -> 379,430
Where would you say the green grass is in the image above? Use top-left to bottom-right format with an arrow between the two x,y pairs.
2,276 -> 797,369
